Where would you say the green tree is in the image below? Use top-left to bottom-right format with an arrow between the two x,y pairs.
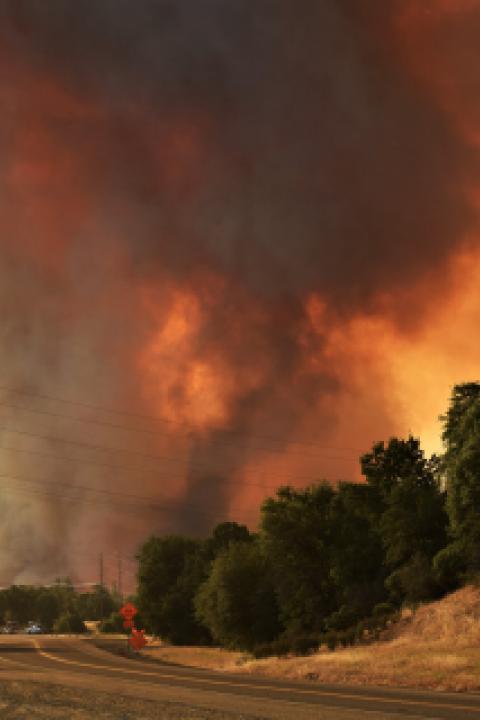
362,437 -> 448,602
35,590 -> 60,631
204,522 -> 252,561
53,611 -> 87,634
76,585 -> 117,620
137,535 -> 210,644
441,383 -> 480,570
195,541 -> 280,651
1,586 -> 37,624
260,483 -> 337,636
329,482 -> 386,623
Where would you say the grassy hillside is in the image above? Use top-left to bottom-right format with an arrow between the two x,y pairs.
233,584 -> 480,691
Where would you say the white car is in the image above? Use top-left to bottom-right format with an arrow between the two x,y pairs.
25,623 -> 44,634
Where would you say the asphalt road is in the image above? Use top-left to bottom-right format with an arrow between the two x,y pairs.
0,635 -> 479,720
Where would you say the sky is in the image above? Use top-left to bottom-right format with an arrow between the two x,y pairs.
0,0 -> 479,588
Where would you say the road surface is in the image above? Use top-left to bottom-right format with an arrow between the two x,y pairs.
0,635 -> 479,719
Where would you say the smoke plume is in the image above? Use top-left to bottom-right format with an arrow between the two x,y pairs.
0,1 -> 478,586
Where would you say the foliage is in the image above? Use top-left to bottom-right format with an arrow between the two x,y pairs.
433,543 -> 466,592
361,436 -> 448,604
260,483 -> 337,635
204,522 -> 252,561
441,383 -> 480,570
76,585 -> 118,620
53,611 -> 87,634
329,482 -> 387,621
195,541 -> 280,651
386,553 -> 439,604
137,535 -> 210,644
0,581 -> 120,630
99,611 -> 125,633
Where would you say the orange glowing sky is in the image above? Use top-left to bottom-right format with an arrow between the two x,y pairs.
0,0 -> 478,582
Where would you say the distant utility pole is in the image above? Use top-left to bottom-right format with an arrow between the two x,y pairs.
99,552 -> 104,619
117,552 -> 123,599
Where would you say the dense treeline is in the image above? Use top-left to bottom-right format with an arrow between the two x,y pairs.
0,581 -> 121,632
137,382 -> 480,655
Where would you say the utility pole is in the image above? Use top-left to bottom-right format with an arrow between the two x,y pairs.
99,552 -> 104,619
117,552 -> 123,600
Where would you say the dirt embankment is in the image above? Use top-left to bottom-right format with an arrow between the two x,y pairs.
143,585 -> 480,692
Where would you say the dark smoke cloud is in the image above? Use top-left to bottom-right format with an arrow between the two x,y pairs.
0,2 -> 476,570
2,0 -> 473,302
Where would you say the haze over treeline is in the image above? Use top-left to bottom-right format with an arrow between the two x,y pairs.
0,2 -> 478,584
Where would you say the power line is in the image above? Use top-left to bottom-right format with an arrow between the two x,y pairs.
0,474 -> 258,522
0,428 -> 357,489
0,398 -> 360,461
0,469 -> 252,517
0,441 -> 340,491
0,423 -> 356,470
0,383 -> 365,453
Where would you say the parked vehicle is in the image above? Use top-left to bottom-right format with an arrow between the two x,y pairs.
25,622 -> 44,634
2,621 -> 20,634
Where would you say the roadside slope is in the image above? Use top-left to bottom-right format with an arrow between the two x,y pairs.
142,585 -> 480,691
233,585 -> 480,691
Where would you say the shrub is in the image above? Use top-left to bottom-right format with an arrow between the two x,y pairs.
252,638 -> 291,658
324,631 -> 337,651
344,628 -> 356,646
99,611 -> 125,633
195,541 -> 280,651
325,605 -> 358,632
290,635 -> 320,656
433,543 -> 466,592
354,621 -> 366,642
373,602 -> 395,619
53,611 -> 86,634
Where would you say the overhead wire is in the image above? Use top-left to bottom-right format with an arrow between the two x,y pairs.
0,383 -> 365,454
0,429 -> 357,489
0,473 -> 258,522
0,469 -> 255,518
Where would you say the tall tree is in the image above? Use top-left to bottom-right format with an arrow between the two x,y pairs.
195,541 -> 280,651
329,482 -> 386,623
137,535 -> 210,644
441,383 -> 480,570
260,483 -> 337,635
361,437 -> 448,602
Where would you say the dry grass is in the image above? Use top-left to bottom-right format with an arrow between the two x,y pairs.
135,585 -> 480,691
0,679 -> 260,719
142,643 -> 245,671
232,585 -> 480,691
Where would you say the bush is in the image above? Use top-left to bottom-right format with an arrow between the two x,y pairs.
433,543 -> 466,592
53,611 -> 86,634
373,602 -> 395,619
99,611 -> 125,633
289,635 -> 320,656
195,541 -> 280,651
336,631 -> 349,648
325,605 -> 358,632
344,628 -> 356,646
387,554 -> 439,604
354,621 -> 367,642
251,638 -> 291,658
324,631 -> 337,651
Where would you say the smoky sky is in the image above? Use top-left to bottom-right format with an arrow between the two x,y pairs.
0,1 -> 477,577
2,0 -> 473,304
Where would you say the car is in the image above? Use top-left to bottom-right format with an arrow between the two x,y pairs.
2,621 -> 20,634
25,622 -> 44,634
